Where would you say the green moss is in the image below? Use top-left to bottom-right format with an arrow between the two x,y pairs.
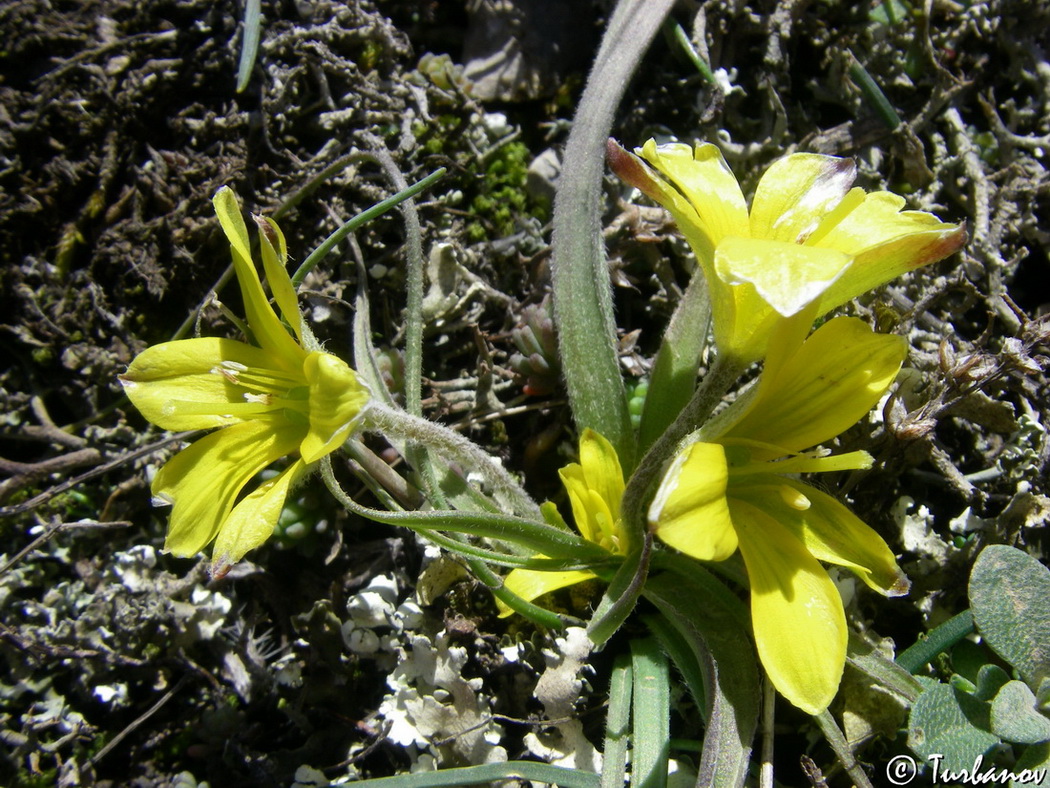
415,115 -> 547,242
13,768 -> 59,788
30,347 -> 53,366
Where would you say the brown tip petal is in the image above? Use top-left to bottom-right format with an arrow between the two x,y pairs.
210,556 -> 233,580
606,138 -> 664,203
922,219 -> 968,267
253,213 -> 280,250
888,570 -> 911,598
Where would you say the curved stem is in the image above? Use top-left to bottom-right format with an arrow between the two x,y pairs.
362,402 -> 542,520
321,458 -> 603,561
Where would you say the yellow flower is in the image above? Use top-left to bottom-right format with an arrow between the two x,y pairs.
608,139 -> 966,363
647,316 -> 911,714
121,187 -> 369,573
497,428 -> 627,613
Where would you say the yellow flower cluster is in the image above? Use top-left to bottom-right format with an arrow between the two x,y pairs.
516,142 -> 965,714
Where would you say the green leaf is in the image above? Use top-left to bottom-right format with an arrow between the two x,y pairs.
990,680 -> 1050,745
1012,742 -> 1050,788
337,761 -> 601,787
1039,677 -> 1050,711
587,538 -> 651,646
907,682 -> 1000,774
643,560 -> 758,788
896,609 -> 974,674
631,638 -> 671,788
236,0 -> 262,93
868,0 -> 911,25
551,0 -> 675,471
970,545 -> 1050,688
953,638 -> 995,686
637,270 -> 711,454
602,653 -> 633,788
644,612 -> 707,720
846,632 -> 923,704
974,664 -> 1012,702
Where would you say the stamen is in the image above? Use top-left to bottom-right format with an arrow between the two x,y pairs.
720,436 -> 797,457
725,445 -> 874,481
167,400 -> 281,418
778,485 -> 811,510
211,366 -> 241,384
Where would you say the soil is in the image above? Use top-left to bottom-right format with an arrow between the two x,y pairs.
1,0 -> 1048,786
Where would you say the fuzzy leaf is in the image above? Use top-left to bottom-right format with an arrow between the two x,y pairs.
907,682 -> 1000,774
1012,742 -> 1050,788
970,545 -> 1050,688
644,557 -> 757,788
990,681 -> 1050,745
974,664 -> 1012,702
551,0 -> 675,472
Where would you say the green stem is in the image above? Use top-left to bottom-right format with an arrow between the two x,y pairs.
362,136 -> 425,417
467,557 -> 568,630
290,167 -> 446,288
320,458 -> 605,562
896,609 -> 975,675
813,710 -> 875,788
363,403 -> 541,519
344,438 -> 422,510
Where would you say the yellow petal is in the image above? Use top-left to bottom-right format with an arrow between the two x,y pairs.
756,480 -> 911,597
710,237 -> 851,362
607,140 -> 710,257
300,351 -> 370,463
722,316 -> 906,456
155,421 -> 303,557
559,463 -> 596,543
577,429 -> 625,522
648,442 -> 737,561
811,190 -> 966,313
638,140 -> 750,264
556,429 -> 626,548
255,214 -> 303,344
121,337 -> 292,431
714,236 -> 852,319
749,154 -> 856,244
731,498 -> 847,715
495,568 -> 598,617
213,187 -> 305,367
212,459 -> 310,574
